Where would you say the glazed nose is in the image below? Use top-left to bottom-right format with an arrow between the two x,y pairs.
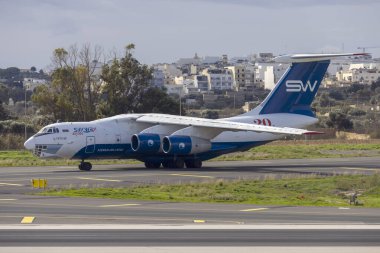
24,137 -> 35,150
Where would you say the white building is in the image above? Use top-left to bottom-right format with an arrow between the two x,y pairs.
226,64 -> 255,91
336,68 -> 380,84
255,63 -> 289,90
151,69 -> 164,87
23,78 -> 47,91
193,75 -> 209,92
351,68 -> 380,84
153,64 -> 182,85
202,68 -> 234,91
164,84 -> 184,96
263,66 -> 275,90
349,63 -> 380,70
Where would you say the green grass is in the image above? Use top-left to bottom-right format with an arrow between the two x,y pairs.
40,174 -> 380,207
1,140 -> 380,167
0,150 -> 139,167
212,141 -> 380,161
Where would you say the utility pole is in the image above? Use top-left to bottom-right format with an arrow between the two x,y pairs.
179,89 -> 182,116
24,86 -> 27,141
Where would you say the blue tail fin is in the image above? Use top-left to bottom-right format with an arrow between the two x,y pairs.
257,60 -> 330,117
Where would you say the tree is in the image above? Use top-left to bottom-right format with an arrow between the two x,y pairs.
325,112 -> 353,131
33,43 -> 182,121
135,87 -> 182,115
30,66 -> 37,72
99,44 -> 154,116
0,101 -> 10,120
316,92 -> 334,107
202,110 -> 219,119
32,44 -> 103,121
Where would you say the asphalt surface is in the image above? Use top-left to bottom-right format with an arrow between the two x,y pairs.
1,227 -> 380,246
1,157 -> 380,195
0,157 -> 379,247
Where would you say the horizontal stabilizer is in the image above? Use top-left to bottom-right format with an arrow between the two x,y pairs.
275,53 -> 369,63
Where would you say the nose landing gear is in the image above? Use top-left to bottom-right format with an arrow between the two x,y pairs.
79,161 -> 92,171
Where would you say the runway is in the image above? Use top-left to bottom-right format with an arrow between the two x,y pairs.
1,157 -> 380,195
0,157 -> 379,247
1,225 -> 380,246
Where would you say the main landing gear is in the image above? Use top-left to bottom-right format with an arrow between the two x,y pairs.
79,161 -> 92,171
144,158 -> 202,169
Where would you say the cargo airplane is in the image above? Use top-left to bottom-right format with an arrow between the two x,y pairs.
24,53 -> 365,170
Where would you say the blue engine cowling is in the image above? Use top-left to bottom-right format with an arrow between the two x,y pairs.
131,133 -> 161,153
162,135 -> 211,155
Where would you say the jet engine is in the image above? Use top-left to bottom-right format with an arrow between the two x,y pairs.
162,135 -> 211,155
131,133 -> 161,153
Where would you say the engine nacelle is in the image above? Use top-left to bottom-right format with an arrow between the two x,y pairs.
162,135 -> 211,155
131,133 -> 161,153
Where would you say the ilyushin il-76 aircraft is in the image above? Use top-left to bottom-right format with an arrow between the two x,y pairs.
24,53 -> 365,171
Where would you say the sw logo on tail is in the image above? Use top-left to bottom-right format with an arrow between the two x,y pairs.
286,80 -> 318,92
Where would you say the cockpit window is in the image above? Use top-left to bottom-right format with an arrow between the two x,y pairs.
36,127 -> 59,136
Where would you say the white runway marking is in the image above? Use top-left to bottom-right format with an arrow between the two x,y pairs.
100,204 -> 141,208
0,183 -> 23,186
340,167 -> 379,171
169,173 -> 214,178
77,177 -> 122,182
240,208 -> 268,212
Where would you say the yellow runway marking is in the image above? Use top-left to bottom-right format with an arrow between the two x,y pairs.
240,208 -> 268,212
193,220 -> 206,223
0,182 -> 23,186
169,174 -> 214,179
0,199 -> 17,201
21,217 -> 35,224
100,204 -> 141,208
77,177 -> 122,182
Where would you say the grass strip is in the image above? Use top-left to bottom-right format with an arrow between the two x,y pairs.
0,150 -> 139,167
1,140 -> 380,167
40,174 -> 380,208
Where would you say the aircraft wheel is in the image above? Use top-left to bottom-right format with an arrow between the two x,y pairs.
162,161 -> 172,168
144,161 -> 161,169
193,159 -> 202,168
162,159 -> 184,169
185,160 -> 194,168
173,158 -> 184,169
79,162 -> 92,171
185,159 -> 202,168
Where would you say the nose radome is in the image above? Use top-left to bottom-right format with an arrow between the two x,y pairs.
24,137 -> 35,150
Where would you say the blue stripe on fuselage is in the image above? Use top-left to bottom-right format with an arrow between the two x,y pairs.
71,141 -> 271,161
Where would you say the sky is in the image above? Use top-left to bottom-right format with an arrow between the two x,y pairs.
0,0 -> 379,69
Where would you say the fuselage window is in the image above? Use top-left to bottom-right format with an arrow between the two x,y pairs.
54,128 -> 59,133
62,129 -> 69,132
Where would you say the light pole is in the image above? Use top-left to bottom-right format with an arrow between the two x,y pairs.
179,87 -> 182,116
24,85 -> 27,141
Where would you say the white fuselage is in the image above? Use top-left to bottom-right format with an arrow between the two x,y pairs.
24,113 -> 317,161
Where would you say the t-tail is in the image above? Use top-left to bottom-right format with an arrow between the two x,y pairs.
247,53 -> 368,117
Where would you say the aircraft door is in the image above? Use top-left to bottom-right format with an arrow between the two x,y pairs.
115,134 -> 121,143
85,136 -> 95,153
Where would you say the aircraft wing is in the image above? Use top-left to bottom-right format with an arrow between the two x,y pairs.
135,114 -> 319,136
